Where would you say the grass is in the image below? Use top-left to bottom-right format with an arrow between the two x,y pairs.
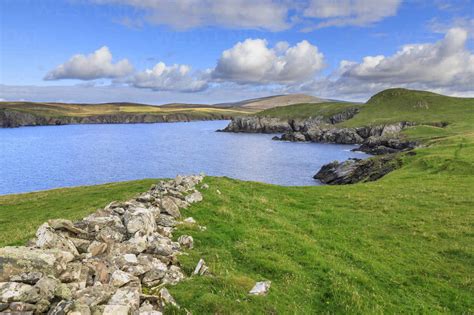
0,88 -> 473,313
0,101 -> 253,120
257,101 -> 361,120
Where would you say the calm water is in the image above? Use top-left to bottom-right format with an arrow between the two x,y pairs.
0,121 -> 368,195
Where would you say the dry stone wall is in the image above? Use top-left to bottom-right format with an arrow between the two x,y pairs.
0,175 -> 207,314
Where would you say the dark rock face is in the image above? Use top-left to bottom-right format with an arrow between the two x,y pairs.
275,121 -> 418,154
314,154 -> 403,185
0,109 -> 233,128
219,107 -> 360,133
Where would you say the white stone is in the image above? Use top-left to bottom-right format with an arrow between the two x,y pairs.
249,281 -> 271,296
123,254 -> 138,264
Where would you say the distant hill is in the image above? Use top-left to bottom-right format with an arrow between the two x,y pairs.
341,88 -> 474,127
0,101 -> 251,128
214,94 -> 330,110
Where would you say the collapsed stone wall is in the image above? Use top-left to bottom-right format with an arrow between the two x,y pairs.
0,175 -> 208,314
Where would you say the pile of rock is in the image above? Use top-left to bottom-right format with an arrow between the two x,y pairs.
0,175 -> 206,314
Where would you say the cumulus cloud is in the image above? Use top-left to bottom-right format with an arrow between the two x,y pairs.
292,27 -> 474,100
45,46 -> 133,80
212,39 -> 324,84
339,28 -> 474,90
130,62 -> 208,92
303,0 -> 401,29
92,0 -> 290,31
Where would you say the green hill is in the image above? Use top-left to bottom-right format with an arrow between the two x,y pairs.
341,88 -> 474,127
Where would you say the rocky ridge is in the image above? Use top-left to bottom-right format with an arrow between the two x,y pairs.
219,108 -> 359,134
0,109 -> 233,128
0,175 -> 207,314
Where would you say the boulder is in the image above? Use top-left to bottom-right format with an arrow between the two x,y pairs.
124,207 -> 157,236
0,282 -> 39,303
0,247 -> 74,282
35,223 -> 79,256
160,197 -> 181,218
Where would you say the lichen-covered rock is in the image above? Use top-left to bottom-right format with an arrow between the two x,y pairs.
0,282 -> 39,303
35,223 -> 79,256
185,191 -> 202,204
160,197 -> 181,218
177,235 -> 193,249
124,207 -> 157,235
0,247 -> 74,282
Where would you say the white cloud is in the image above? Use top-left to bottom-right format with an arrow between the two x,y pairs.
212,39 -> 325,84
91,0 -> 402,31
339,28 -> 474,89
92,0 -> 291,31
292,27 -> 474,100
130,62 -> 208,92
45,46 -> 133,80
303,0 -> 401,29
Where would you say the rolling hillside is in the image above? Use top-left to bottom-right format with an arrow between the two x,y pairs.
0,101 -> 252,128
215,93 -> 330,110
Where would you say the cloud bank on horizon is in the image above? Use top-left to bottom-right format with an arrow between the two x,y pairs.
1,0 -> 473,104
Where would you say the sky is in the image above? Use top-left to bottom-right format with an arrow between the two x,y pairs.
0,0 -> 473,104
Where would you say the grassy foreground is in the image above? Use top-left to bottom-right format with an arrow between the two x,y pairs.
1,135 -> 473,313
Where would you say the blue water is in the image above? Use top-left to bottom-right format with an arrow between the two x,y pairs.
0,121 -> 368,195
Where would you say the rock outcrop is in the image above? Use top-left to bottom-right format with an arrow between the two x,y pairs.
219,107 -> 360,133
274,121 -> 418,154
0,175 -> 206,314
314,154 -> 404,185
0,109 -> 233,128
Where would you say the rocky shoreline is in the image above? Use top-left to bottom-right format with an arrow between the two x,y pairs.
220,115 -> 421,184
0,175 -> 207,314
0,109 -> 233,128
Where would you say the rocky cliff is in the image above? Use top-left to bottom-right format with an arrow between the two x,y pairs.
0,175 -> 209,314
219,107 -> 360,133
0,109 -> 233,128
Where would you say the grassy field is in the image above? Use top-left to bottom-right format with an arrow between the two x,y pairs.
1,88 -> 473,313
0,101 -> 253,119
256,101 -> 361,120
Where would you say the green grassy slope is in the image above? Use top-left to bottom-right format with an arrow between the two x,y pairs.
0,101 -> 252,119
340,88 -> 474,128
256,101 -> 361,120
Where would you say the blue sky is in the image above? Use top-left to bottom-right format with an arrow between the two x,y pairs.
1,0 -> 473,104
